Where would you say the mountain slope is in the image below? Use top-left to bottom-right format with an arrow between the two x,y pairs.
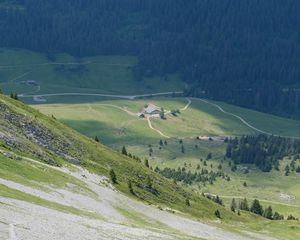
1,1 -> 300,116
0,94 -> 298,239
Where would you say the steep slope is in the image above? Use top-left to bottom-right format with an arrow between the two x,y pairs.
0,94 -> 297,239
1,1 -> 300,116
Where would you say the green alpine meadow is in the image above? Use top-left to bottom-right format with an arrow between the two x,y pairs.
1,1 -> 300,239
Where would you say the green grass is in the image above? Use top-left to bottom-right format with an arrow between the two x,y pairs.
33,97 -> 300,218
2,94 -> 300,239
34,98 -> 300,147
0,94 -> 240,223
0,154 -> 94,195
0,48 -> 184,98
213,100 -> 300,137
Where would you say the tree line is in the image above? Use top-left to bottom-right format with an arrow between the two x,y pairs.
0,1 -> 300,117
155,166 -> 229,185
225,135 -> 300,172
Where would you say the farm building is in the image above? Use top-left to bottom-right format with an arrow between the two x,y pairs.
144,104 -> 161,115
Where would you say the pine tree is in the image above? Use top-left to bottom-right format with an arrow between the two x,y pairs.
206,153 -> 212,160
263,206 -> 273,220
285,164 -> 290,176
250,199 -> 264,216
145,159 -> 150,168
159,139 -> 163,146
239,198 -> 249,211
94,136 -> 99,142
109,169 -> 117,184
185,198 -> 190,207
215,195 -> 223,205
287,214 -> 297,220
215,209 -> 221,218
122,146 -> 127,156
273,212 -> 284,220
10,92 -> 18,100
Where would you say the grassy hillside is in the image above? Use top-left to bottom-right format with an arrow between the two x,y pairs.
1,95 -> 300,238
0,48 -> 184,97
32,96 -> 300,238
0,94 -> 241,222
35,98 -> 300,146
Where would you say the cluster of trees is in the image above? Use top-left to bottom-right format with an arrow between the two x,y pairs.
225,135 -> 300,172
285,155 -> 300,175
121,146 -> 142,162
204,194 -> 223,206
10,92 -> 18,100
155,166 -> 228,185
1,1 -> 300,117
231,198 -> 297,221
109,167 -> 158,196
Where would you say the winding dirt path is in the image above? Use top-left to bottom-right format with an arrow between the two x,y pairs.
198,99 -> 268,134
146,98 -> 192,138
19,91 -> 184,99
10,71 -> 32,84
146,116 -> 170,138
180,98 -> 192,111
199,98 -> 300,138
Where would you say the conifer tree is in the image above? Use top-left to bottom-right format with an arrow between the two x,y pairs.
250,199 -> 264,216
285,165 -> 290,176
109,169 -> 117,184
263,206 -> 273,220
122,146 -> 127,156
145,159 -> 150,168
239,198 -> 249,211
215,210 -> 221,218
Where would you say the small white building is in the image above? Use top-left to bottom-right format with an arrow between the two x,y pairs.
144,104 -> 161,115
